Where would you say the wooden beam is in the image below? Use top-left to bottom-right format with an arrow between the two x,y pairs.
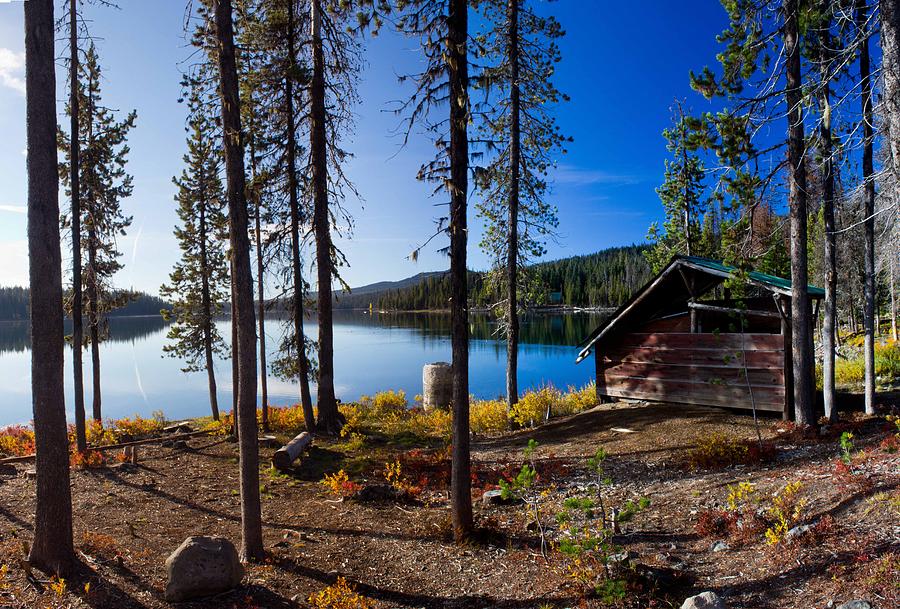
687,302 -> 782,319
0,430 -> 213,465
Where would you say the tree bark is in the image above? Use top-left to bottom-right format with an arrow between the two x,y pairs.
784,0 -> 814,426
311,0 -> 340,434
87,222 -> 101,420
248,114 -> 268,432
859,0 -> 876,415
881,0 -> 900,189
286,0 -> 315,431
69,0 -> 86,453
199,200 -> 220,420
86,65 -> 102,422
25,0 -> 75,576
212,0 -> 264,562
820,77 -> 837,421
505,0 -> 520,411
449,0 -> 473,542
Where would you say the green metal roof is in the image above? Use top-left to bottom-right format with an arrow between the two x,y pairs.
680,256 -> 825,297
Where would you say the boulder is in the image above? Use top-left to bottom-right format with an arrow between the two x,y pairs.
681,591 -> 726,609
164,536 -> 244,602
0,464 -> 17,477
710,540 -> 729,552
836,602 -> 871,609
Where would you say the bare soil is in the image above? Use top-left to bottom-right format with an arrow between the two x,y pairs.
0,399 -> 898,609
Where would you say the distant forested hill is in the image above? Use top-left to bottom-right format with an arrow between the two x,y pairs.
372,245 -> 651,311
0,287 -> 170,320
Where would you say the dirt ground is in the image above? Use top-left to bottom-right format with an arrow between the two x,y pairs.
0,400 -> 898,609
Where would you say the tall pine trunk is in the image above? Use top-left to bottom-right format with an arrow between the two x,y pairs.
784,0 -> 814,426
25,0 -> 75,576
881,0 -> 900,191
199,201 -> 220,420
311,0 -> 340,434
286,0 -> 315,431
505,0 -> 520,410
820,78 -> 837,421
86,66 -> 102,422
248,121 -> 268,432
859,1 -> 876,415
212,0 -> 264,561
68,0 -> 86,452
87,225 -> 102,421
449,0 -> 473,542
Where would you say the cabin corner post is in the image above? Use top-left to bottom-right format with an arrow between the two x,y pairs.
595,350 -> 611,404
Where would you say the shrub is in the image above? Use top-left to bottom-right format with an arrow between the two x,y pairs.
308,577 -> 372,609
764,481 -> 807,545
0,426 -> 35,457
555,382 -> 599,416
320,470 -> 360,498
510,386 -> 560,427
266,404 -> 309,434
70,449 -> 106,469
114,415 -> 163,439
470,399 -> 508,434
835,341 -> 900,386
687,433 -> 774,469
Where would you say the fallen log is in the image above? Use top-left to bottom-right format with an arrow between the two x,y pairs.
0,430 -> 213,465
272,432 -> 313,471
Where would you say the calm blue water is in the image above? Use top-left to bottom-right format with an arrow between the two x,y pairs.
0,311 -> 605,427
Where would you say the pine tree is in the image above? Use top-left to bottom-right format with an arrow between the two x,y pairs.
396,0 -> 474,542
646,101 -> 710,273
58,42 -> 136,422
160,83 -> 231,421
25,0 -> 75,576
210,0 -> 265,561
474,0 -> 568,409
306,0 -> 362,435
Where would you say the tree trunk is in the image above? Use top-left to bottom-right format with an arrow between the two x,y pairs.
86,65 -> 102,422
859,0 -> 876,415
449,0 -> 473,543
25,0 -> 75,576
212,0 -> 264,562
87,226 -> 101,421
892,239 -> 898,342
784,0 -> 814,426
69,0 -> 86,453
311,0 -> 340,435
820,77 -> 837,421
505,0 -> 520,411
199,201 -> 220,421
248,114 -> 268,432
881,0 -> 900,190
231,279 -> 238,421
286,0 -> 315,431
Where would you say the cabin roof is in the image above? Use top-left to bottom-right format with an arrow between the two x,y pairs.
575,255 -> 824,363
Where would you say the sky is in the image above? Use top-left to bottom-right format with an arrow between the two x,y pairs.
0,0 -> 730,295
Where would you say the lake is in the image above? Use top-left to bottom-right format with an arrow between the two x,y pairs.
0,311 -> 607,427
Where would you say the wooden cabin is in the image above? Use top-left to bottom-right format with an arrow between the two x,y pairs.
576,256 -> 825,420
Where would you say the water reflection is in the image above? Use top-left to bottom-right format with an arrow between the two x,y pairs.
0,310 -> 609,426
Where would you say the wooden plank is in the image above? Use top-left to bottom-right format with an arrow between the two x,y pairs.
601,375 -> 785,411
641,315 -> 691,333
604,361 -> 785,386
619,332 -> 784,351
601,347 -> 785,369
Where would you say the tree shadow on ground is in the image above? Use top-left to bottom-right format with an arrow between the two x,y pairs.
271,553 -> 577,609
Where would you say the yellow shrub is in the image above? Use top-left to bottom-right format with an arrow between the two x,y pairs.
0,426 -> 35,457
339,403 -> 363,435
510,386 -> 560,427
320,470 -> 360,498
308,577 -> 372,609
470,399 -> 509,434
764,481 -> 807,545
726,481 -> 756,511
114,415 -> 163,439
555,382 -> 599,416
266,404 -> 309,434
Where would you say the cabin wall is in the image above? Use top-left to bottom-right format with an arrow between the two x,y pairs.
595,332 -> 786,412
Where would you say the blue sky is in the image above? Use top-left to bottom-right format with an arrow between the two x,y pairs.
0,0 -> 729,295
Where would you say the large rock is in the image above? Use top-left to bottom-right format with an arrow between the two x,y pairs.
164,536 -> 244,602
836,602 -> 871,609
681,591 -> 726,609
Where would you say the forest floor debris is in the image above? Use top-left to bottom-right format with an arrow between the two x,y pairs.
0,399 -> 898,608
